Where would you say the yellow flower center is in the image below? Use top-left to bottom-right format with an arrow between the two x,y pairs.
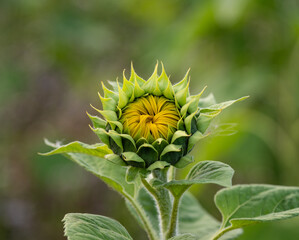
120,95 -> 180,142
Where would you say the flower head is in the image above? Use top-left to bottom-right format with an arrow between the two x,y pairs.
120,95 -> 180,142
89,63 -> 247,170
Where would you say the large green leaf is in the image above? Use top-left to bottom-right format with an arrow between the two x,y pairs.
42,140 -> 159,239
41,140 -> 112,158
125,188 -> 160,238
179,192 -> 242,240
158,161 -> 234,197
42,140 -> 135,198
214,185 -> 299,238
63,213 -> 132,240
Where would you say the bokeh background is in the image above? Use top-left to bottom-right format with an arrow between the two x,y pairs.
1,0 -> 299,239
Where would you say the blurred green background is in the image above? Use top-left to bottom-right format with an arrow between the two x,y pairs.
1,0 -> 299,239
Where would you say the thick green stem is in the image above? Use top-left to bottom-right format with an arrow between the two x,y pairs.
152,169 -> 172,238
142,168 -> 172,239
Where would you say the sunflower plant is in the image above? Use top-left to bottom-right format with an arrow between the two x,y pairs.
42,63 -> 299,240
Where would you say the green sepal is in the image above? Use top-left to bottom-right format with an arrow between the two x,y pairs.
171,130 -> 190,155
180,100 -> 193,118
167,126 -> 176,143
98,92 -> 117,111
133,79 -> 145,98
143,63 -> 162,96
122,77 -> 135,101
122,152 -> 145,168
198,93 -> 216,108
107,120 -> 123,132
177,117 -> 186,131
105,153 -> 127,166
91,127 -> 110,146
197,96 -> 249,133
87,112 -> 106,129
136,137 -> 148,149
188,131 -> 208,153
101,81 -> 119,103
97,109 -> 118,122
108,130 -> 124,154
185,111 -> 198,134
147,161 -> 170,171
152,138 -> 168,157
129,62 -> 146,86
163,80 -> 175,100
120,134 -> 137,152
157,62 -> 170,92
160,144 -> 183,165
137,143 -> 158,167
176,81 -> 190,107
174,155 -> 194,169
186,86 -> 207,114
173,68 -> 190,93
107,80 -> 121,92
117,80 -> 129,109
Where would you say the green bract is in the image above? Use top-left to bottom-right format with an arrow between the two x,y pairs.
88,63 -> 248,170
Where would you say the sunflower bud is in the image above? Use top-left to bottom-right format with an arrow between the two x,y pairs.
89,63 -> 247,170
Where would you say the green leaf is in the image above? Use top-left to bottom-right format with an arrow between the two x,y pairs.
186,161 -> 234,187
214,184 -> 299,237
63,213 -> 133,240
41,140 -> 112,158
125,188 -> 160,239
159,161 -> 234,197
179,192 -> 243,240
105,154 -> 127,166
168,234 -> 196,240
43,140 -> 135,198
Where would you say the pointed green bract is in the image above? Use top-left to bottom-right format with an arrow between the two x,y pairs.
87,113 -> 106,129
98,92 -> 117,111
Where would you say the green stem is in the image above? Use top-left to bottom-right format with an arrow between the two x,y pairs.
166,195 -> 180,238
152,169 -> 172,238
142,168 -> 172,239
165,185 -> 190,239
127,195 -> 158,240
211,226 -> 234,240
